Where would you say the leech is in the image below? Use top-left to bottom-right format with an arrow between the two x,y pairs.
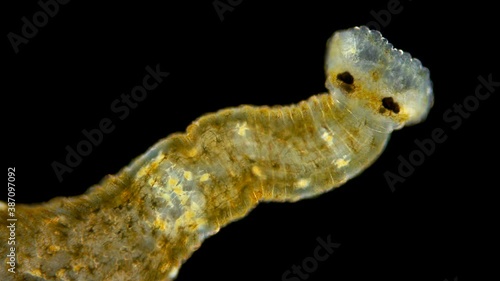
0,26 -> 433,281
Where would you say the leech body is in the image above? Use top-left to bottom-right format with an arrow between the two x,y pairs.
1,27 -> 433,280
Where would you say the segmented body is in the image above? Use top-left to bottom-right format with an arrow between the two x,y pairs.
0,26 -> 433,280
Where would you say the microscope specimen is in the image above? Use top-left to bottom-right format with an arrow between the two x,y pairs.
1,26 -> 433,280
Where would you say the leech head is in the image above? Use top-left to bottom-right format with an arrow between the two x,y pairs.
325,26 -> 433,130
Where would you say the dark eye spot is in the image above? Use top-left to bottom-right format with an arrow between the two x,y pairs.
337,71 -> 354,85
382,97 -> 400,113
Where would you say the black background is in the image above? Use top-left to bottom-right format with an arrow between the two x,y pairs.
3,1 -> 497,280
